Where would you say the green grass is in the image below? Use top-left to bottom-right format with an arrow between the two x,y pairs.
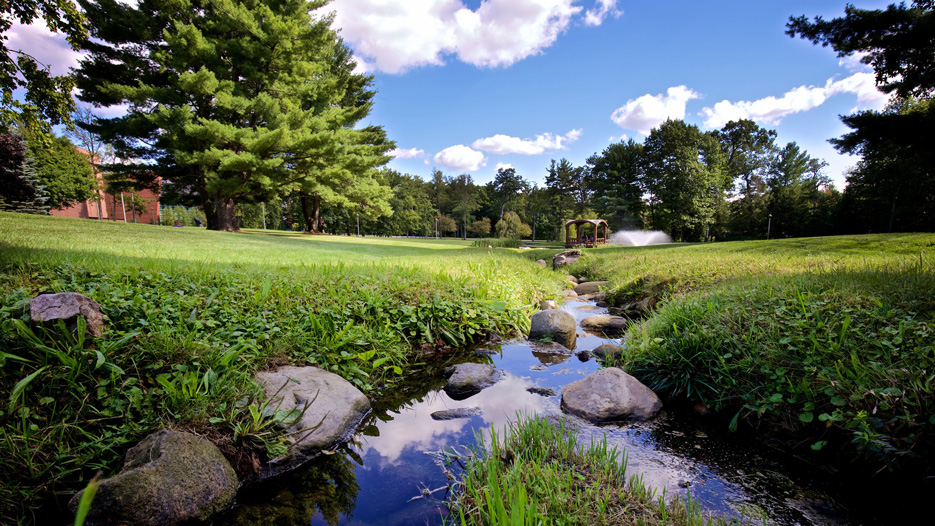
446,415 -> 746,526
554,234 -> 935,475
0,212 -> 567,523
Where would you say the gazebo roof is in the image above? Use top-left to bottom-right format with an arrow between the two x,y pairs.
563,219 -> 608,227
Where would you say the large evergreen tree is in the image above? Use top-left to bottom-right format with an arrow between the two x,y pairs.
0,132 -> 49,214
75,0 -> 392,231
788,1 -> 935,233
585,139 -> 645,230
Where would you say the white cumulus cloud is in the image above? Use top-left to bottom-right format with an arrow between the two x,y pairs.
471,128 -> 582,155
390,147 -> 427,159
328,0 -> 587,74
610,86 -> 700,134
495,162 -> 514,171
434,145 -> 488,171
584,0 -> 621,26
699,72 -> 889,129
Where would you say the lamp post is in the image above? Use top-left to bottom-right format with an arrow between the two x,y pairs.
767,214 -> 772,240
435,218 -> 438,240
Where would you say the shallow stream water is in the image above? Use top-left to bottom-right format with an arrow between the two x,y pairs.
221,300 -> 870,526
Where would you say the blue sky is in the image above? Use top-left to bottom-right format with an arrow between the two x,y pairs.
10,0 -> 892,188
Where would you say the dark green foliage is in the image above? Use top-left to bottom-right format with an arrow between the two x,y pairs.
711,120 -> 776,238
789,2 -> 935,235
585,139 -> 645,230
765,142 -> 839,238
25,132 -> 96,210
787,1 -> 935,99
641,120 -> 727,241
835,98 -> 935,233
0,132 -> 49,214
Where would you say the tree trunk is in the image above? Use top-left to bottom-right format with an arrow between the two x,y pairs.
216,196 -> 239,232
300,193 -> 313,232
131,193 -> 137,223
532,211 -> 537,242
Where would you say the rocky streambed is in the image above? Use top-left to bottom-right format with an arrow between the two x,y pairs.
217,298 -> 865,526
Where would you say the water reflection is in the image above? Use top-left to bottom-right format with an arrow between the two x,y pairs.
223,300 -> 859,526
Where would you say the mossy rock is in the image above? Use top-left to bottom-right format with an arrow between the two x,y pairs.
70,430 -> 238,526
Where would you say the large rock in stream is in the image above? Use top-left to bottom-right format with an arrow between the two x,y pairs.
444,362 -> 502,400
561,368 -> 662,423
528,309 -> 577,349
573,281 -> 608,296
580,314 -> 629,334
255,366 -> 371,476
69,430 -> 238,526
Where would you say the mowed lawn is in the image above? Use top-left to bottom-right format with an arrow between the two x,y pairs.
0,212 -> 479,274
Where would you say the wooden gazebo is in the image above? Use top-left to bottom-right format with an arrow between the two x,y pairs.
564,219 -> 609,248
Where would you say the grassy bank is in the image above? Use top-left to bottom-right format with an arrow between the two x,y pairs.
559,235 -> 935,475
0,212 -> 565,523
446,415 -> 740,526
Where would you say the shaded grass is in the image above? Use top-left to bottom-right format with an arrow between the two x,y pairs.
446,415 -> 749,526
0,212 -> 568,522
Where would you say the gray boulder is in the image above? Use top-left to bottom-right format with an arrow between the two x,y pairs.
431,407 -> 483,420
31,292 -> 105,337
561,368 -> 662,423
69,430 -> 237,526
528,309 -> 577,349
621,296 -> 659,317
552,250 -> 581,269
591,343 -> 624,362
540,299 -> 559,310
255,366 -> 371,475
580,314 -> 629,334
444,363 -> 502,400
535,259 -> 547,267
566,275 -> 578,284
574,281 -> 608,295
560,289 -> 578,300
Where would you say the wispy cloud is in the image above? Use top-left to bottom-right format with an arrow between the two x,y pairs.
700,72 -> 889,128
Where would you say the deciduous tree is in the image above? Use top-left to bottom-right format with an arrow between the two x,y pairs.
641,119 -> 727,241
1,0 -> 86,133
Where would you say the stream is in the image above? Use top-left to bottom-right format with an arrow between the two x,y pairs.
220,300 -> 871,526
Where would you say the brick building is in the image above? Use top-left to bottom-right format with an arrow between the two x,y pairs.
49,148 -> 161,224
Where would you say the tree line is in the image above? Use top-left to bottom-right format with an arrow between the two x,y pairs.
2,1 -> 932,238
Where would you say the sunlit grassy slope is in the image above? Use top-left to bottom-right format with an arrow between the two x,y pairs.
1,212 -> 477,272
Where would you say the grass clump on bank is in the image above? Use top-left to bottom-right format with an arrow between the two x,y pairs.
625,264 -> 935,474
0,212 -> 566,522
556,234 -> 935,475
446,415 -> 739,526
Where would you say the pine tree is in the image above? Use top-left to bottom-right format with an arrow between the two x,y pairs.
0,132 -> 50,214
75,0 -> 393,231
